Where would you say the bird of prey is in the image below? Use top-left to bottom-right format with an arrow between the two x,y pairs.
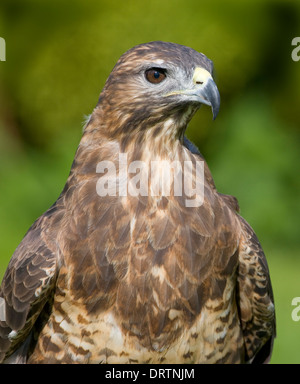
0,41 -> 275,364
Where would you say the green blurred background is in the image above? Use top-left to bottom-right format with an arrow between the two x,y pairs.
0,0 -> 299,363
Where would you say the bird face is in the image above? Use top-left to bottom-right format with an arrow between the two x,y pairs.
103,41 -> 220,122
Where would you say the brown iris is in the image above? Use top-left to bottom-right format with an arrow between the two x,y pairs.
145,68 -> 166,84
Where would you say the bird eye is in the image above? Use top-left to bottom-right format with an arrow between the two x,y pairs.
145,68 -> 166,84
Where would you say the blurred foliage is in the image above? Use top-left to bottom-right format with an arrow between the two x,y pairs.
0,0 -> 299,364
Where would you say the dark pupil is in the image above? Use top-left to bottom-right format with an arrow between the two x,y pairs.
154,71 -> 160,79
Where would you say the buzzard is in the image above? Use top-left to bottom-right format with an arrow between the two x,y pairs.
0,41 -> 275,364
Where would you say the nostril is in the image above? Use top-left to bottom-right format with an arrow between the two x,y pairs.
196,81 -> 203,85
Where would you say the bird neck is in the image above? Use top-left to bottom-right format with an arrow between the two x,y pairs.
82,102 -> 197,160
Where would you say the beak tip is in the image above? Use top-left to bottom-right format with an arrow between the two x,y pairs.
212,105 -> 220,120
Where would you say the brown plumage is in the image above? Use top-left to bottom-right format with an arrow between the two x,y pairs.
0,41 -> 275,364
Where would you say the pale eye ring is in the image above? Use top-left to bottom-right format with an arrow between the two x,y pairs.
145,68 -> 166,84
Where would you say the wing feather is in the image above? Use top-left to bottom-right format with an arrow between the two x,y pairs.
237,216 -> 275,363
0,215 -> 58,363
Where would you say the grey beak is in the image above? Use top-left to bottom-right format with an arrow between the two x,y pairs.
196,78 -> 220,120
164,72 -> 220,119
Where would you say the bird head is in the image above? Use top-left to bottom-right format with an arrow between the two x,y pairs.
94,41 -> 220,148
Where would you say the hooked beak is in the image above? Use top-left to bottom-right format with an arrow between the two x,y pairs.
165,67 -> 220,120
186,67 -> 220,120
195,77 -> 220,120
